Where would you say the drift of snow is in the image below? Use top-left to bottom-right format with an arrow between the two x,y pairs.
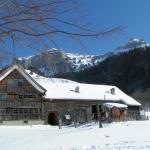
0,120 -> 150,150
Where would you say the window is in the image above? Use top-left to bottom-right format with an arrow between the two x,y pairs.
24,95 -> 28,98
19,108 -> 23,114
33,108 -> 38,114
7,79 -> 23,87
0,109 -> 5,113
5,107 -> 13,113
14,109 -> 18,114
24,108 -> 28,114
0,92 -> 7,99
18,81 -> 23,86
29,95 -> 32,98
22,95 -> 36,99
7,79 -> 18,86
29,109 -> 33,114
18,95 -> 23,99
8,94 -> 17,100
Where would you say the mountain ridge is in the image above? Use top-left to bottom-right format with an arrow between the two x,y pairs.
19,38 -> 149,77
64,46 -> 150,104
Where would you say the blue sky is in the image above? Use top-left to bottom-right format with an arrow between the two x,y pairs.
72,0 -> 150,55
9,0 -> 150,57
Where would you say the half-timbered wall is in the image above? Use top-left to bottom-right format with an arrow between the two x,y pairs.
0,69 -> 43,121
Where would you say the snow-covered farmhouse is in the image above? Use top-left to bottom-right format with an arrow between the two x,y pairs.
0,62 -> 141,125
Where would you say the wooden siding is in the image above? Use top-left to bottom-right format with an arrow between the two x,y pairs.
44,100 -> 94,125
0,69 -> 43,121
126,106 -> 140,120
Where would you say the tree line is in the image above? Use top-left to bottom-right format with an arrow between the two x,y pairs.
56,47 -> 150,103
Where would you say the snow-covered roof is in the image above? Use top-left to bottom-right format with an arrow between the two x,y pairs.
26,70 -> 141,106
106,103 -> 128,108
0,63 -> 46,94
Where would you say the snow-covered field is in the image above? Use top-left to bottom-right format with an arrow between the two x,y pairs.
1,120 -> 150,150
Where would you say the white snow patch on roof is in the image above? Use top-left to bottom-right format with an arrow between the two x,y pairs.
106,102 -> 128,108
26,70 -> 141,106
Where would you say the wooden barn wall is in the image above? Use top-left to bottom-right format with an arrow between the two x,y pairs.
44,100 -> 99,125
0,69 -> 43,121
126,106 -> 140,120
43,99 -> 141,124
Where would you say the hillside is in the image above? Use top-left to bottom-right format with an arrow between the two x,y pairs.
62,47 -> 150,104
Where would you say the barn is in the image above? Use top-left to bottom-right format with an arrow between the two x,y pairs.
0,62 -> 141,125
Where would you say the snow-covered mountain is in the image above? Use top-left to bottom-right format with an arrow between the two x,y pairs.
66,52 -> 112,71
115,38 -> 149,53
19,48 -> 110,77
19,49 -> 73,76
19,38 -> 149,77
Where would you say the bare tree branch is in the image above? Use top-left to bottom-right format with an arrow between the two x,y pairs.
0,0 -> 122,64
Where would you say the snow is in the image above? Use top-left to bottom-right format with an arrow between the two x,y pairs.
18,38 -> 150,77
115,38 -> 149,53
146,111 -> 150,118
19,48 -> 106,77
66,53 -> 96,66
18,55 -> 34,61
106,102 -> 128,108
26,70 -> 141,106
1,120 -> 150,149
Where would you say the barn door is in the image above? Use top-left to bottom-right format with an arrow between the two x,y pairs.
48,111 -> 58,125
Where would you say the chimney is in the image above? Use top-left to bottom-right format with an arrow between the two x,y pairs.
75,86 -> 80,93
110,88 -> 115,95
29,70 -> 33,75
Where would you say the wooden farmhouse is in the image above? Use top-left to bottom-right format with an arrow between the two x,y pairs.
0,62 -> 141,125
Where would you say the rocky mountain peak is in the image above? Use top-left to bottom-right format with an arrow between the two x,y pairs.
115,38 -> 149,53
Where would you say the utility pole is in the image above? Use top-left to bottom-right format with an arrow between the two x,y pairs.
104,94 -> 108,120
96,102 -> 102,128
59,118 -> 62,129
59,104 -> 62,129
73,110 -> 77,128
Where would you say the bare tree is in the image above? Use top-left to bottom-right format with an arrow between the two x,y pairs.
0,0 -> 121,64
